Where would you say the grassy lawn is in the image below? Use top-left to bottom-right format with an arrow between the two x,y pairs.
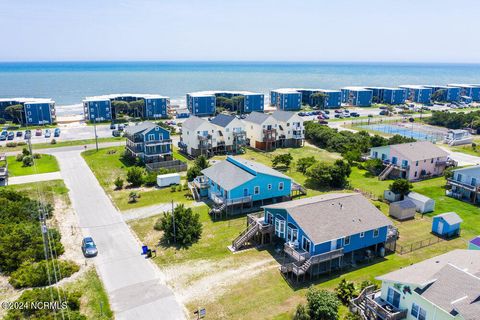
5,179 -> 69,205
64,268 -> 113,320
0,137 -> 124,153
6,154 -> 59,176
82,146 -> 194,211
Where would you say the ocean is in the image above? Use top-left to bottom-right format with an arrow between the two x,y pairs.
0,61 -> 479,116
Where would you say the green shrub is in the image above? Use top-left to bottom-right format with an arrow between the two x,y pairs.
50,138 -> 57,144
6,142 -> 17,148
128,191 -> 139,203
126,166 -> 144,187
22,147 -> 30,156
296,156 -> 317,174
32,153 -> 41,159
156,204 -> 202,246
143,171 -> 158,187
0,118 -> 5,124
16,153 -> 24,162
9,259 -> 80,288
114,177 -> 124,190
22,155 -> 34,167
335,278 -> 356,304
16,141 -> 27,146
170,185 -> 177,192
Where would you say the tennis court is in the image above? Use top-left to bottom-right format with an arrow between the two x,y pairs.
360,123 -> 446,142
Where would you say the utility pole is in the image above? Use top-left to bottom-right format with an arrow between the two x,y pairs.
171,200 -> 176,243
93,105 -> 99,151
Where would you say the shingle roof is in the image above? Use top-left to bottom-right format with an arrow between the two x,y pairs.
263,193 -> 392,244
181,116 -> 209,131
419,264 -> 480,320
470,236 -> 480,247
201,156 -> 290,191
210,114 -> 236,128
391,199 -> 416,209
124,122 -> 157,135
271,110 -> 296,122
243,111 -> 271,125
435,212 -> 463,225
390,141 -> 448,161
377,249 -> 480,286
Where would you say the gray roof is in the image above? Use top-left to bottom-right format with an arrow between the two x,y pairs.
435,212 -> 463,225
271,110 -> 296,122
243,111 -> 270,125
453,165 -> 480,174
124,122 -> 157,135
406,191 -> 433,203
263,193 -> 392,244
419,264 -> 480,320
377,249 -> 480,286
390,141 -> 449,161
391,199 -> 416,209
181,116 -> 208,131
201,156 -> 290,191
210,114 -> 236,128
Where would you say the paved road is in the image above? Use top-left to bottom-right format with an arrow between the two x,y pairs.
7,172 -> 62,185
54,150 -> 185,320
438,146 -> 480,166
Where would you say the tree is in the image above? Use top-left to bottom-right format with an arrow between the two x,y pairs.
342,148 -> 362,164
431,89 -> 446,102
294,303 -> 311,320
111,100 -> 130,118
305,160 -> 351,189
129,99 -> 145,118
311,92 -> 328,109
9,259 -> 79,288
389,179 -> 412,196
143,171 -> 158,187
297,156 -> 317,174
272,153 -> 293,168
305,287 -> 340,320
126,166 -> 145,187
232,95 -> 245,113
128,191 -> 139,203
156,204 -> 202,246
4,104 -> 24,124
364,158 -> 384,176
344,313 -> 362,320
186,166 -> 201,182
359,280 -> 378,292
444,167 -> 454,180
22,155 -> 34,167
114,177 -> 124,190
330,160 -> 351,188
335,278 -> 356,304
194,155 -> 210,170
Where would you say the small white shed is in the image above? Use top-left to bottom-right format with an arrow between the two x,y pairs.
157,173 -> 181,188
405,191 -> 435,213
389,199 -> 416,220
383,190 -> 402,203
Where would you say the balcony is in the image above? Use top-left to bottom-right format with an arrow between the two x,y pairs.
292,132 -> 304,139
198,134 -> 212,141
193,176 -> 210,189
263,129 -> 277,142
284,243 -> 310,263
447,178 -> 478,192
145,139 -> 171,146
211,192 -> 252,207
350,287 -> 408,320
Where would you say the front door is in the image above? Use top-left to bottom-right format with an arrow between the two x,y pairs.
437,221 -> 444,234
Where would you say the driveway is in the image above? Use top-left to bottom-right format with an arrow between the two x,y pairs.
7,171 -> 62,185
53,150 -> 185,320
439,146 -> 480,166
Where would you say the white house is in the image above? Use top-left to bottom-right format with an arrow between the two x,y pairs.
179,116 -> 218,157
243,112 -> 279,151
270,110 -> 305,147
209,114 -> 247,154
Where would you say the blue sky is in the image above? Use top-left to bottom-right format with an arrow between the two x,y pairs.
0,0 -> 478,62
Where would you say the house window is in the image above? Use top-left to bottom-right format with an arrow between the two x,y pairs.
359,232 -> 365,238
472,178 -> 477,186
457,173 -> 463,182
287,226 -> 298,243
275,216 -> 286,238
387,287 -> 401,308
148,134 -> 155,141
278,182 -> 284,191
411,303 -> 427,320
302,237 -> 311,252
414,171 -> 418,177
254,186 -> 260,195
373,229 -> 379,238
267,184 -> 272,190
415,161 -> 419,166
266,212 -> 273,224
430,158 -> 433,163
344,236 -> 350,245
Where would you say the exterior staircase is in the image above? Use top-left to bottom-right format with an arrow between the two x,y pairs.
378,164 -> 394,181
231,222 -> 260,251
209,203 -> 226,216
188,182 -> 200,201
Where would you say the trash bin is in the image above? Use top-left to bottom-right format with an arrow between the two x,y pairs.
142,245 -> 149,255
146,249 -> 152,258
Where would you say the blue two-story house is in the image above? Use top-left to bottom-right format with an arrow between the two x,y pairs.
261,193 -> 396,279
194,156 -> 293,215
124,122 -> 172,164
446,165 -> 480,204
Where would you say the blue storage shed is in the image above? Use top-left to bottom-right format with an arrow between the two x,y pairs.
432,212 -> 462,238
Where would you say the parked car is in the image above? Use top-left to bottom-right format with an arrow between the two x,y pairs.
334,109 -> 342,113
379,110 -> 388,116
81,237 -> 98,257
7,132 -> 14,140
379,106 -> 387,110
54,128 -> 61,137
298,112 -> 306,116
117,124 -> 125,131
0,131 -> 6,141
16,131 -> 23,137
324,110 -> 330,114
112,130 -> 121,137
334,114 -> 343,118
323,115 -> 330,119
24,130 -> 31,139
317,115 -> 324,120
318,120 -> 329,125
35,129 -> 42,136
350,112 -> 360,117
110,123 -> 116,130
44,129 -> 51,138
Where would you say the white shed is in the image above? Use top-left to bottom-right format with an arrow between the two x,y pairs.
389,199 -> 416,220
383,190 -> 402,203
405,191 -> 435,213
157,173 -> 181,188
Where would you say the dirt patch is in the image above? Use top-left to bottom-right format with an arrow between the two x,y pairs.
163,256 -> 277,304
0,275 -> 21,319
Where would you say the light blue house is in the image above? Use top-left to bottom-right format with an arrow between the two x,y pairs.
238,193 -> 396,279
446,165 -> 480,203
399,85 -> 432,104
124,122 -> 173,164
469,236 -> 480,250
270,89 -> 303,111
341,87 -> 373,107
367,87 -> 406,105
448,83 -> 480,101
432,212 -> 462,238
194,156 -> 293,215
424,85 -> 460,102
0,98 -> 56,125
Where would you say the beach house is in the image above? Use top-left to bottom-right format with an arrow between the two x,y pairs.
270,110 -> 305,148
341,87 -> 373,107
370,141 -> 449,181
270,89 -> 303,111
124,122 -> 172,162
399,85 -> 432,104
232,193 -> 397,279
446,165 -> 480,203
209,114 -> 247,154
243,111 -> 278,151
0,98 -> 56,125
424,85 -> 461,102
190,156 -> 294,215
448,84 -> 480,101
351,249 -> 480,320
83,93 -> 169,121
179,116 -> 217,157
367,87 -> 406,105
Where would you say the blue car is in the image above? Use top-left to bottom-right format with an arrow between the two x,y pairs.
7,132 -> 14,140
54,128 -> 61,137
81,237 -> 98,257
